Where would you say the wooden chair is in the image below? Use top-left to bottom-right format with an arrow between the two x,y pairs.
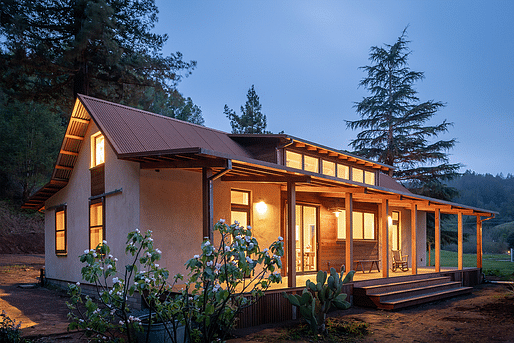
391,250 -> 409,272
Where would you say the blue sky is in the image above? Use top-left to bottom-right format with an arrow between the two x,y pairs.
154,0 -> 514,176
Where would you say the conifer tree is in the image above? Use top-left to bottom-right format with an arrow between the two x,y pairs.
347,28 -> 460,200
225,85 -> 268,134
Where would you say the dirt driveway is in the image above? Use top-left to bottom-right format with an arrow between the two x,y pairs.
1,254 -> 513,342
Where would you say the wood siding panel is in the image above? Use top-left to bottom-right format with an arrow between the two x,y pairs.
90,164 -> 105,196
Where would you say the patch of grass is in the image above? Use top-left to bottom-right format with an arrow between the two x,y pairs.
0,265 -> 32,273
426,250 -> 514,279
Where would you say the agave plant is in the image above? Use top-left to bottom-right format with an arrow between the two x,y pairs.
283,267 -> 355,334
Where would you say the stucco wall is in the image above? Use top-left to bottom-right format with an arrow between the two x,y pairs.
44,122 -> 140,283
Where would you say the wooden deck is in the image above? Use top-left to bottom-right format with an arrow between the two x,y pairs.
236,267 -> 482,328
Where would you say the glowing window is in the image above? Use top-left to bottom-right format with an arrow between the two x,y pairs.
92,133 -> 105,167
337,164 -> 349,179
336,210 -> 375,240
55,206 -> 66,255
322,160 -> 335,177
304,155 -> 319,173
89,201 -> 104,250
365,171 -> 375,185
231,190 -> 250,228
352,168 -> 364,183
285,151 -> 302,169
231,190 -> 249,205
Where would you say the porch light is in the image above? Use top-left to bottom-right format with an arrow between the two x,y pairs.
388,215 -> 393,226
255,201 -> 267,214
334,211 -> 340,218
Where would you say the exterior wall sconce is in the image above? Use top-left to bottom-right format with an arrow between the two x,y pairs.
255,201 -> 267,215
334,211 -> 340,217
388,215 -> 393,227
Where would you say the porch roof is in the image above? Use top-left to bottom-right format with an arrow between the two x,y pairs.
23,95 -> 497,217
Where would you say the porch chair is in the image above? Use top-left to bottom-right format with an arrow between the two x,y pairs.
391,250 -> 409,272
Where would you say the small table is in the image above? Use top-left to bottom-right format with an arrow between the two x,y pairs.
354,260 -> 380,273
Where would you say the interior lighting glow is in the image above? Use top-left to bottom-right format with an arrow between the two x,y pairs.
255,201 -> 267,214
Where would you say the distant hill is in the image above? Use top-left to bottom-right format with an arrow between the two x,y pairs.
0,201 -> 44,254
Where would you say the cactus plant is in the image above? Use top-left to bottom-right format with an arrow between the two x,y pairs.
283,266 -> 355,334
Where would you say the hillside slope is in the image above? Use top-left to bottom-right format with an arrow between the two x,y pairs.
0,201 -> 44,254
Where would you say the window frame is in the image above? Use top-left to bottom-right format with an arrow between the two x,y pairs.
89,197 -> 105,250
91,132 -> 105,168
336,209 -> 376,241
55,205 -> 67,255
230,189 -> 251,228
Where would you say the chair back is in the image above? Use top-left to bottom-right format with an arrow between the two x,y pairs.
392,249 -> 401,261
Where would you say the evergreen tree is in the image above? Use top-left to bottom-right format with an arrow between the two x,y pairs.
225,85 -> 268,134
0,0 -> 200,119
347,28 -> 461,200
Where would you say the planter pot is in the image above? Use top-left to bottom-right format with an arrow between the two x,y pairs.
135,320 -> 186,343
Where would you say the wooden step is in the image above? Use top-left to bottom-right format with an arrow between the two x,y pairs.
377,286 -> 473,310
353,276 -> 474,310
354,276 -> 451,296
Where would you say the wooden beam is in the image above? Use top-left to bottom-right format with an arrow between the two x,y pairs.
328,152 -> 338,157
295,142 -> 305,148
291,185 -> 363,193
60,150 -> 79,156
55,165 -> 73,171
458,212 -> 463,270
141,158 -> 230,170
477,216 -> 483,269
435,208 -> 441,272
411,203 -> 417,275
307,146 -> 317,151
223,175 -> 311,183
345,194 -> 353,274
71,117 -> 90,124
65,134 -> 84,140
381,199 -> 389,278
202,168 -> 213,241
287,181 -> 296,288
318,149 -> 328,154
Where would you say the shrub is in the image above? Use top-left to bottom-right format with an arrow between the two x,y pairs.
0,311 -> 22,343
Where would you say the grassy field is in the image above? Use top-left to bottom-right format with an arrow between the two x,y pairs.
426,249 -> 514,279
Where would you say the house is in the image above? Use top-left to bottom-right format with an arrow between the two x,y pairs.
24,95 -> 496,313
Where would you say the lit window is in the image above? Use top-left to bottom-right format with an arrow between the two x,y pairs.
365,171 -> 375,185
336,210 -> 375,240
89,200 -> 104,250
304,155 -> 319,173
337,164 -> 349,179
352,168 -> 364,183
92,133 -> 105,167
285,151 -> 302,169
322,160 -> 335,177
55,206 -> 67,255
231,190 -> 250,228
391,211 -> 400,250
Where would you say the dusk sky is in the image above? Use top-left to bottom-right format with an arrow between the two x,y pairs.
154,1 -> 514,176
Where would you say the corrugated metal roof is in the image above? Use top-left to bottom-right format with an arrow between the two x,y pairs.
79,95 -> 252,159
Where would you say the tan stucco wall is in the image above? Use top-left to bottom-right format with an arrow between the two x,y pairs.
44,122 -> 140,283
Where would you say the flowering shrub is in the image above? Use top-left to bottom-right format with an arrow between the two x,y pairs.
182,220 -> 284,342
67,230 -> 182,343
0,311 -> 22,343
68,221 -> 284,343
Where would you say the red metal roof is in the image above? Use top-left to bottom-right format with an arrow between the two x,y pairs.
79,95 -> 252,159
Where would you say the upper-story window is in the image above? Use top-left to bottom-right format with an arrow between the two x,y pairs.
91,133 -> 105,167
285,149 -> 376,186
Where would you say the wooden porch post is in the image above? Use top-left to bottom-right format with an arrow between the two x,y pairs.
411,203 -> 417,275
202,168 -> 213,241
345,193 -> 353,274
287,181 -> 296,288
458,212 -> 463,270
457,212 -> 463,270
477,216 -> 483,269
435,208 -> 441,272
381,199 -> 389,278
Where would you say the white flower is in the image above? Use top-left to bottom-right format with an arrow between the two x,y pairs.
206,261 -> 214,267
84,250 -> 89,254
146,252 -> 152,258
92,252 -> 97,258
119,320 -> 124,325
147,230 -> 152,234
234,220 -> 239,225
246,256 -> 253,264
247,225 -> 252,230
107,264 -> 113,269
111,309 -> 116,315
194,254 -> 200,259
278,236 -> 283,241
262,248 -> 268,253
79,319 -> 84,323
213,284 -> 221,292
148,237 -> 153,242
249,243 -> 254,249
145,278 -> 151,284
90,249 -> 95,252
76,282 -> 80,286
135,228 -> 140,233
215,263 -> 222,270
108,254 -> 113,259
224,246 -> 231,252
102,240 -> 107,244
112,277 -> 120,284
219,219 -> 225,224
99,266 -> 104,270
114,258 -> 118,262
154,264 -> 159,268
203,240 -> 211,246
155,248 -> 162,254
245,236 -> 251,243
